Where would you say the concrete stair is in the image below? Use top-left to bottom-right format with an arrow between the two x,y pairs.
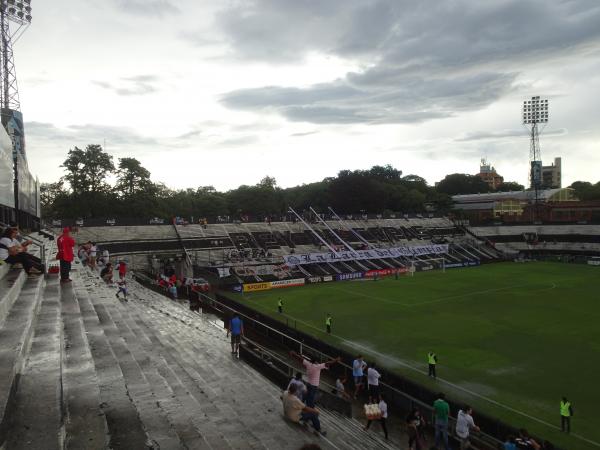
0,255 -> 405,449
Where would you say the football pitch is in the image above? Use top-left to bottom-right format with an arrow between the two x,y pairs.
229,262 -> 600,450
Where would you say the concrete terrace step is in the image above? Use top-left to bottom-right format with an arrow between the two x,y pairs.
0,269 -> 28,328
83,275 -> 329,450
5,278 -> 64,450
61,279 -> 110,450
125,283 -> 406,450
78,276 -> 209,449
0,275 -> 45,448
71,280 -> 150,450
123,285 -> 391,450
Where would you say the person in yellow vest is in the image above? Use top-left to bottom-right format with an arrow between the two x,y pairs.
326,314 -> 332,334
428,351 -> 438,379
277,297 -> 283,314
560,396 -> 573,433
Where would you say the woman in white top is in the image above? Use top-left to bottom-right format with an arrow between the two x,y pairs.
364,394 -> 389,440
0,227 -> 44,274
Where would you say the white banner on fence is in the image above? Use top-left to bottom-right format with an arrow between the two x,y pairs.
283,244 -> 449,266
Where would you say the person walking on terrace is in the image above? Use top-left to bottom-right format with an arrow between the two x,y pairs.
227,313 -> 244,356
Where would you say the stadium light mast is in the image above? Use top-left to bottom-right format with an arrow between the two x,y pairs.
0,0 -> 32,217
522,96 -> 549,220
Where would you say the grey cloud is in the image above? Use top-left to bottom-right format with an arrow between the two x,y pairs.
93,75 -> 159,96
215,0 -> 600,125
457,128 -> 568,142
290,131 -> 318,137
112,0 -> 179,17
221,72 -> 515,124
26,121 -> 158,147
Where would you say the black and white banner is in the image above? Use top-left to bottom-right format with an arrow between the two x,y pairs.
283,244 -> 448,266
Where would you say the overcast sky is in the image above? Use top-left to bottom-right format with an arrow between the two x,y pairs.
15,0 -> 600,190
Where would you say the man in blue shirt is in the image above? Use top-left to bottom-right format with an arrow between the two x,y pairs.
227,313 -> 244,355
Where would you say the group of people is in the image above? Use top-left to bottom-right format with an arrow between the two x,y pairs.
0,223 -> 45,275
77,241 -> 109,269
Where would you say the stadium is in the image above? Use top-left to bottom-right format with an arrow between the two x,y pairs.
2,2 -> 600,450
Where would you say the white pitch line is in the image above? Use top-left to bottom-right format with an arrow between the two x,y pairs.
282,312 -> 600,448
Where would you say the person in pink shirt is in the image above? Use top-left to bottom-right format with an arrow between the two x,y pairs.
290,351 -> 341,407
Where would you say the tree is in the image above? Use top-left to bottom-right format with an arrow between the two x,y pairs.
496,181 -> 524,192
436,173 -> 491,196
61,144 -> 115,194
115,157 -> 153,197
570,181 -> 600,201
40,181 -> 67,219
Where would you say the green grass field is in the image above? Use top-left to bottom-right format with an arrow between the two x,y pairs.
229,262 -> 600,450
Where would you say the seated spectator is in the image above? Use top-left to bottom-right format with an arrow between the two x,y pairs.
0,227 -> 44,274
282,384 -> 325,436
100,263 -> 114,284
287,372 -> 307,401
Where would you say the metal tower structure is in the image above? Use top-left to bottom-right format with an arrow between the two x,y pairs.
0,0 -> 32,215
522,96 -> 549,219
0,0 -> 31,112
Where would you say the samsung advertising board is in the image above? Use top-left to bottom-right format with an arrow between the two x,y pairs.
0,125 -> 14,208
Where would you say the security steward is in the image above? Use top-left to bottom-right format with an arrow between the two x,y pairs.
428,351 -> 438,379
560,397 -> 573,433
326,314 -> 332,334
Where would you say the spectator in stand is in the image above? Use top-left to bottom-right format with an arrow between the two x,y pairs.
0,227 -> 44,275
56,227 -> 75,283
227,313 -> 244,355
406,408 -> 427,447
282,383 -> 325,436
100,263 -> 114,284
515,429 -> 541,450
433,393 -> 450,450
189,286 -> 201,312
289,351 -> 341,408
78,244 -> 88,265
503,435 -> 517,450
98,248 -> 110,266
367,362 -> 381,403
364,394 -> 389,440
287,372 -> 307,401
117,260 -> 127,280
115,280 -> 128,301
88,242 -> 97,269
352,354 -> 367,399
335,377 -> 352,401
168,283 -> 178,300
455,405 -> 480,450
8,223 -> 42,267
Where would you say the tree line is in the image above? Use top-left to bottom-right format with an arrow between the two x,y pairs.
40,144 -> 596,221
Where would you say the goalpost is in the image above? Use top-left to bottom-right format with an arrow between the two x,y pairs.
408,256 -> 446,276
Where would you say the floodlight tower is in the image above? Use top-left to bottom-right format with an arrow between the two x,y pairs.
0,0 -> 32,215
522,96 -> 549,220
0,0 -> 31,113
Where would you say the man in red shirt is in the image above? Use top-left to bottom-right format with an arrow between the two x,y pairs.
57,227 -> 75,283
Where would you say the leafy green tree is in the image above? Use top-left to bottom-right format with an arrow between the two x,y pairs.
115,157 -> 153,197
496,181 -> 525,192
436,173 -> 491,196
61,144 -> 115,194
